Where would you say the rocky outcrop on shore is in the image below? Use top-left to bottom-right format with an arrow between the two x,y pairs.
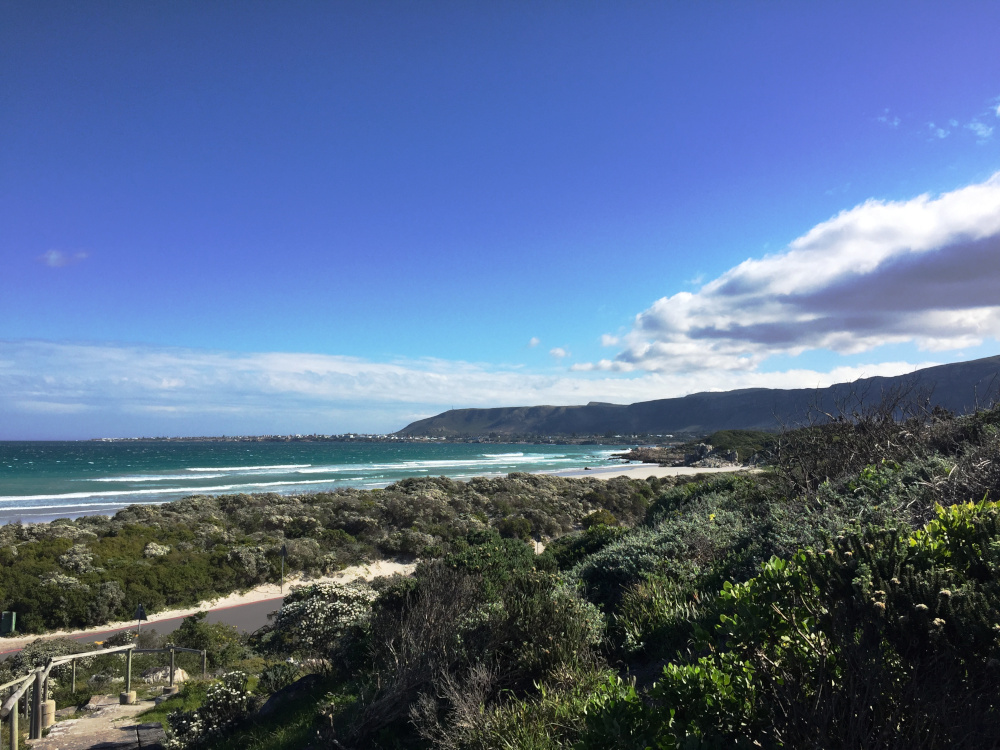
615,443 -> 742,469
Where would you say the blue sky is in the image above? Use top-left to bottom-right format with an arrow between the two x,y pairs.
3,2 -> 1000,438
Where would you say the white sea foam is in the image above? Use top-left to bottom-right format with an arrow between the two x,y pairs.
0,446 -> 619,521
0,477 -> 344,505
87,474 -> 226,482
295,455 -> 557,474
185,464 -> 312,472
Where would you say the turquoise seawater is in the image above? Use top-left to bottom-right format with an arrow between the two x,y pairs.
0,441 -> 623,524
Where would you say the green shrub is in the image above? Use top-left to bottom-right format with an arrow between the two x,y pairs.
581,509 -> 618,529
497,516 -> 534,541
172,612 -> 246,669
612,576 -> 711,659
539,525 -> 627,571
444,529 -> 537,599
254,662 -> 301,696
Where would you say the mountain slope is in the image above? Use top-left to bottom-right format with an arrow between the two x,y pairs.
397,355 -> 1000,436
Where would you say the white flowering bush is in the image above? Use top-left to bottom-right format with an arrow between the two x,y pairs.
143,541 -> 171,558
59,543 -> 101,573
166,672 -> 255,749
269,581 -> 377,657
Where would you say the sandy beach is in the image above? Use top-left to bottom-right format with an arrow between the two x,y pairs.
555,463 -> 749,481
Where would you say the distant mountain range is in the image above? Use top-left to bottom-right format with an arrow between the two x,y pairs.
397,355 -> 1000,437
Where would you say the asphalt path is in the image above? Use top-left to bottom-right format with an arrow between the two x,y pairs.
0,596 -> 285,657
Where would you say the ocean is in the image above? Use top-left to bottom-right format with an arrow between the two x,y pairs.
0,441 -> 625,525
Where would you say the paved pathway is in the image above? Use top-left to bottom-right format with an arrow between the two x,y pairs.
26,695 -> 166,750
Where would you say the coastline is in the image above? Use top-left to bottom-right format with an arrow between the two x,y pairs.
0,463 -> 751,653
0,441 -> 620,525
552,464 -> 747,481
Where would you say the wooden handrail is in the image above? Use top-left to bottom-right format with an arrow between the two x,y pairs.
0,643 -> 138,717
0,673 -> 35,694
0,668 -> 41,719
48,643 -> 135,665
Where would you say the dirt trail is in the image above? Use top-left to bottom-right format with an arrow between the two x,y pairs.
27,695 -> 164,750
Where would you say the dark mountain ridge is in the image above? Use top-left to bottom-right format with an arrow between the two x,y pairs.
397,355 -> 1000,437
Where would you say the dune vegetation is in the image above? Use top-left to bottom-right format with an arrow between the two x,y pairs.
6,396 -> 1000,748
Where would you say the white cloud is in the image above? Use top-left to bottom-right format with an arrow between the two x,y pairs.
0,339 -> 939,437
39,250 -> 88,268
600,173 -> 1000,374
600,334 -> 619,347
549,347 -> 569,359
877,109 -> 900,128
528,337 -> 540,347
967,121 -> 994,142
928,122 -> 950,139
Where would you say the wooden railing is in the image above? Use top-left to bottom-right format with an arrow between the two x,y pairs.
1,643 -> 207,750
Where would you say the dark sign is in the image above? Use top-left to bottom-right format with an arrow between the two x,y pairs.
134,604 -> 147,622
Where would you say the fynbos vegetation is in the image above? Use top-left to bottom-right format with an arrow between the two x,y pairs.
0,473 -> 655,633
7,399 -> 1000,748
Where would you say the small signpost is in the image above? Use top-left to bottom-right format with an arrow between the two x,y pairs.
280,544 -> 287,594
0,611 -> 15,635
134,604 -> 147,637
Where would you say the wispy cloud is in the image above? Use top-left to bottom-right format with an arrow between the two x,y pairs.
549,347 -> 569,359
0,340 -> 938,437
595,173 -> 1000,374
966,120 -> 994,143
39,250 -> 89,268
927,122 -> 950,139
600,334 -> 619,347
877,108 -> 900,128
528,337 -> 540,348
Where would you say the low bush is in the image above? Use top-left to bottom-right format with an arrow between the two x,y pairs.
172,612 -> 246,669
166,671 -> 257,749
258,580 -> 376,660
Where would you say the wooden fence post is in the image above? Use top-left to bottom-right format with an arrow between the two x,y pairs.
169,648 -> 175,687
71,660 -> 76,694
201,651 -> 207,678
125,649 -> 132,695
9,697 -> 18,750
29,672 -> 41,740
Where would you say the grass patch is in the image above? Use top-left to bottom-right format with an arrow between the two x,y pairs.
138,679 -> 212,729
205,696 -> 324,750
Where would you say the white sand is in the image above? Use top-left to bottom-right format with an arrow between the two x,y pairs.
554,464 -> 750,480
0,559 -> 415,653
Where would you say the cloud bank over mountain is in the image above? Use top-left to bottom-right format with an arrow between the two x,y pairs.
584,173 -> 1000,374
7,175 -> 1000,438
0,340 -> 931,438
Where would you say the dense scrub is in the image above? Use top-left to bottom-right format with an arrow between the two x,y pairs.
10,401 -> 1000,748
0,473 -> 658,633
156,401 -> 1000,749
